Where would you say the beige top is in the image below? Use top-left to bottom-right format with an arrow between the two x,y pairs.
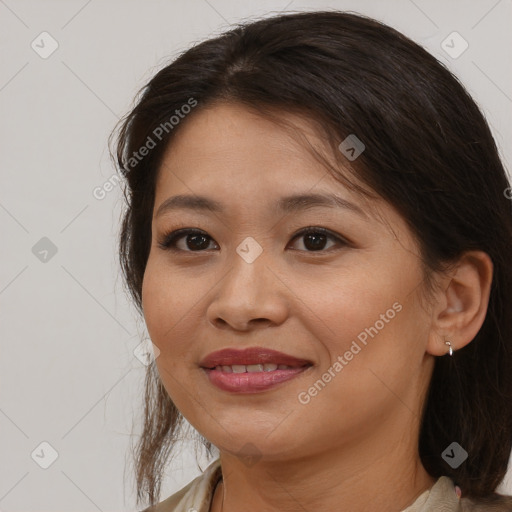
143,458 -> 512,512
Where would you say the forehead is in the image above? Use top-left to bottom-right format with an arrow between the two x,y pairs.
151,103 -> 419,253
155,102 -> 364,203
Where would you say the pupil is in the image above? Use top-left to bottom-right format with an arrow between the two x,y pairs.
305,233 -> 326,250
188,234 -> 209,250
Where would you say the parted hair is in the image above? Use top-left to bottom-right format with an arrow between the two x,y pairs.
109,10 -> 512,510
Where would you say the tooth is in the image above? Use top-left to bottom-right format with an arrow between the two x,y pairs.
231,365 -> 247,373
263,363 -> 278,372
247,364 -> 264,372
277,364 -> 291,370
221,365 -> 233,373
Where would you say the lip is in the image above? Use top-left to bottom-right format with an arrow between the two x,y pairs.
199,347 -> 313,394
199,347 -> 312,368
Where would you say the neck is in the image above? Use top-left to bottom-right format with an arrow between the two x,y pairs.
210,415 -> 435,512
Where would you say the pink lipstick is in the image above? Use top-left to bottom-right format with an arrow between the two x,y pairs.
199,347 -> 313,393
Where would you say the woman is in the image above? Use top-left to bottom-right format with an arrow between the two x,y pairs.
110,10 -> 512,512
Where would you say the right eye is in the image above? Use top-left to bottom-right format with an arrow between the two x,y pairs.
157,228 -> 218,252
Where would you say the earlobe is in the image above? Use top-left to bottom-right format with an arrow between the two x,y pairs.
426,251 -> 493,357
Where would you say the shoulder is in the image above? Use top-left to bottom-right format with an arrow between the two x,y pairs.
403,476 -> 512,512
140,458 -> 222,512
141,478 -> 196,512
461,492 -> 512,511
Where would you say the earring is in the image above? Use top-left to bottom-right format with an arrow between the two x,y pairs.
445,340 -> 454,356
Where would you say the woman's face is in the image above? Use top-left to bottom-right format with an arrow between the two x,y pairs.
142,102 -> 436,462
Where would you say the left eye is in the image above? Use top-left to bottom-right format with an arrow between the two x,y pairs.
158,227 -> 347,253
288,227 -> 346,252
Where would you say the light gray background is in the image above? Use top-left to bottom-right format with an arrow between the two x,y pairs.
1,0 -> 511,510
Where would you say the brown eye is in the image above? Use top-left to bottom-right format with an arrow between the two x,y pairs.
158,229 -> 217,251
288,227 -> 347,252
158,226 -> 348,253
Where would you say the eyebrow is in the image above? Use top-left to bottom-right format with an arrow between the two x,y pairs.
155,193 -> 367,219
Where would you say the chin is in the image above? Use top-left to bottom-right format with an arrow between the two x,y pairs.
202,426 -> 302,460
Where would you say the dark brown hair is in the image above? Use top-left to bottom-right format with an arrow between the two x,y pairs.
109,10 -> 512,509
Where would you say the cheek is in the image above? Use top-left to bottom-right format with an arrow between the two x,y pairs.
301,270 -> 396,340
302,261 -> 425,372
142,259 -> 185,353
141,261 -> 204,410
292,278 -> 426,434
141,258 -> 210,362
141,262 -> 165,346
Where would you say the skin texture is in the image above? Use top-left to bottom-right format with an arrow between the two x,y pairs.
141,102 -> 493,512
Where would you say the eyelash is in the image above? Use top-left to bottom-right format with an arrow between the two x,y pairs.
157,227 -> 350,254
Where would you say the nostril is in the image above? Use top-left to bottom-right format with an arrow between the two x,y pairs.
250,318 -> 271,327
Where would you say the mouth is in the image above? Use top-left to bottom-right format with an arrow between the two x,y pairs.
199,346 -> 312,369
199,347 -> 313,393
204,363 -> 310,373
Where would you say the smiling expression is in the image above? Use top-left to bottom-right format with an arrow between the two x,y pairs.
141,101 -> 435,460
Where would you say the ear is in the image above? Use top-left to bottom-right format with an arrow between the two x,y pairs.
426,251 -> 493,356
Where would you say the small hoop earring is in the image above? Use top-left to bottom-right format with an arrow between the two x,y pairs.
445,340 -> 454,356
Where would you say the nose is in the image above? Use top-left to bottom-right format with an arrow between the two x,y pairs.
206,250 -> 289,332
